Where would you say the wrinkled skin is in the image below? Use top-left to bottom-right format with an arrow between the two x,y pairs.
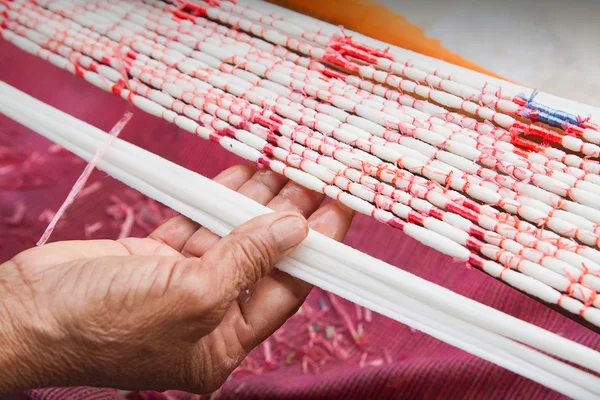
0,164 -> 354,394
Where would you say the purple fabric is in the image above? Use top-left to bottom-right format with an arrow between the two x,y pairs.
1,39 -> 599,399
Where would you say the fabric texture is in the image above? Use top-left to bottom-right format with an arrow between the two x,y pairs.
0,2 -> 597,399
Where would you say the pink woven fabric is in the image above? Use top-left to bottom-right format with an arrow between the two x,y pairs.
1,40 -> 598,400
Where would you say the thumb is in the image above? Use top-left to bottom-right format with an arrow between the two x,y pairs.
198,211 -> 308,308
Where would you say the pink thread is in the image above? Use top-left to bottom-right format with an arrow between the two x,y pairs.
36,111 -> 133,246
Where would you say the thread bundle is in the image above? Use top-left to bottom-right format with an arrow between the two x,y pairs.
1,0 -> 600,329
4,82 -> 600,399
3,0 -> 600,397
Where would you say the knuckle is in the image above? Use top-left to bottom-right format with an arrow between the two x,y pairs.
170,261 -> 218,315
169,260 -> 198,296
229,233 -> 275,284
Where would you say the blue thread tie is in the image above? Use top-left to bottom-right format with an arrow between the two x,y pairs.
517,90 -> 586,128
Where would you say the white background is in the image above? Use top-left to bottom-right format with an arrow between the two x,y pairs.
378,0 -> 600,107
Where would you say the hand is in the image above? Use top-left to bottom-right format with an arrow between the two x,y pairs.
0,164 -> 354,394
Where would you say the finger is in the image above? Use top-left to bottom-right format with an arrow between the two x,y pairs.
266,200 -> 354,301
267,180 -> 325,217
180,168 -> 289,257
148,164 -> 257,251
176,211 -> 308,323
231,201 -> 354,351
235,168 -> 290,206
234,180 -> 325,307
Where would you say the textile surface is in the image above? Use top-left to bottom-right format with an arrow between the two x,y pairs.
1,3 -> 598,399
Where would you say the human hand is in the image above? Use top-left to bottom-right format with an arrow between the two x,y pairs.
0,164 -> 354,394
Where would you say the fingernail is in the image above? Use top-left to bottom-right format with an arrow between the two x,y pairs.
271,215 -> 308,251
